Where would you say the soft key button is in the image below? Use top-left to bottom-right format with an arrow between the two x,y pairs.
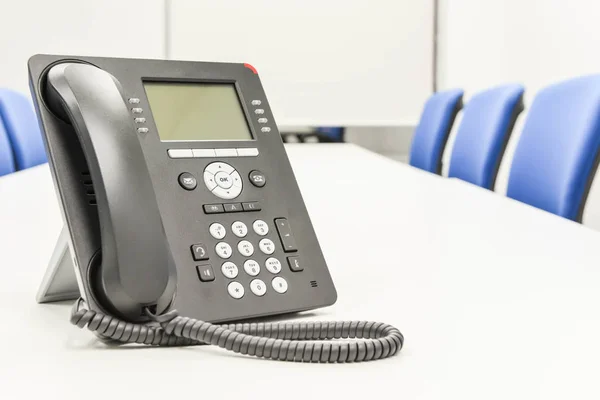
192,148 -> 216,158
215,148 -> 238,157
168,149 -> 193,159
236,148 -> 259,157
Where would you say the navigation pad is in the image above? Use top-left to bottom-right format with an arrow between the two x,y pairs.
203,162 -> 243,199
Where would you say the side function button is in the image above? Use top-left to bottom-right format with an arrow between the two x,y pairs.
249,170 -> 266,187
250,279 -> 267,296
191,243 -> 209,261
221,262 -> 239,279
215,242 -> 233,259
242,202 -> 261,212
178,172 -> 197,190
197,264 -> 215,282
132,107 -> 143,114
275,218 -> 298,252
128,98 -> 140,104
168,149 -> 193,158
203,204 -> 224,214
224,203 -> 243,213
209,223 -> 226,240
257,118 -> 268,124
137,127 -> 149,134
287,256 -> 303,272
251,100 -> 262,106
265,257 -> 282,274
243,260 -> 260,276
254,109 -> 265,115
227,282 -> 245,299
252,220 -> 269,236
232,221 -> 248,238
237,240 -> 254,257
259,238 -> 275,255
261,127 -> 271,133
272,277 -> 288,294
134,117 -> 146,123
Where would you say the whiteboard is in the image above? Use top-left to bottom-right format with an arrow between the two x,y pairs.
169,0 -> 434,126
0,0 -> 165,95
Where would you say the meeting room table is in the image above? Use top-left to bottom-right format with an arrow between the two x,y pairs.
1,143 -> 599,399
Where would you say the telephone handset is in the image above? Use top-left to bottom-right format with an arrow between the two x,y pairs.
31,55 -> 403,362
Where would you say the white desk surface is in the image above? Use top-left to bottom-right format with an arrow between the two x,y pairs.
1,143 -> 600,399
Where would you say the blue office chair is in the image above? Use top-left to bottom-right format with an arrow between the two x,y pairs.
0,89 -> 46,170
507,75 -> 600,221
448,84 -> 525,189
314,127 -> 345,142
0,119 -> 15,176
409,88 -> 464,174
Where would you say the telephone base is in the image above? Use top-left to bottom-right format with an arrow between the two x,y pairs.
36,226 -> 80,303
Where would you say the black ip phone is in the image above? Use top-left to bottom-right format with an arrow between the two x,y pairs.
31,54 -> 402,362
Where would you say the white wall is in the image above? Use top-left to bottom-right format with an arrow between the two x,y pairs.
438,0 -> 600,103
0,0 -> 433,130
0,0 -> 165,95
167,0 -> 434,127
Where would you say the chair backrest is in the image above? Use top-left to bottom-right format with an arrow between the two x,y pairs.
315,127 -> 344,142
0,119 -> 15,176
448,84 -> 525,189
0,89 -> 46,170
409,89 -> 464,174
506,75 -> 600,221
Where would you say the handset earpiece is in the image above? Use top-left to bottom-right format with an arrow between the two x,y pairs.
44,62 -> 176,322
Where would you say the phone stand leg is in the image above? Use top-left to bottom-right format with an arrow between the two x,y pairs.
36,226 -> 80,303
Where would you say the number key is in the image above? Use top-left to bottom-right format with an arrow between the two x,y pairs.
232,221 -> 248,238
253,220 -> 269,236
250,279 -> 267,296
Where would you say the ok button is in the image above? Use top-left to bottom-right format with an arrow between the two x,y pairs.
214,171 -> 233,189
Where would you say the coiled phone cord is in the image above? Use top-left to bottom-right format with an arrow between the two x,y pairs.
70,299 -> 404,363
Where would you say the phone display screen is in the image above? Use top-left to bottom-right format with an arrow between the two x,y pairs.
144,82 -> 253,141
